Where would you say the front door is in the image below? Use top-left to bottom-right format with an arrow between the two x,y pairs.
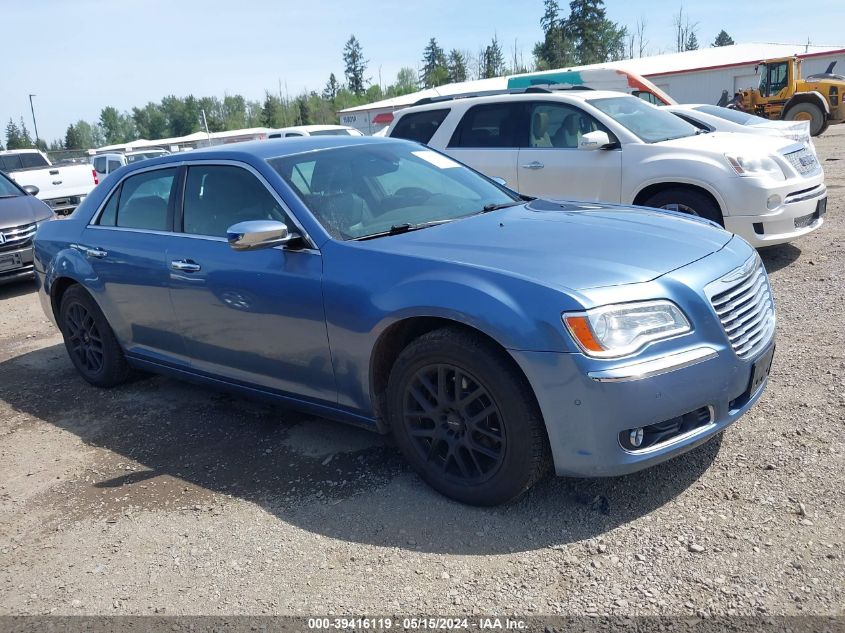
165,163 -> 335,403
517,101 -> 622,202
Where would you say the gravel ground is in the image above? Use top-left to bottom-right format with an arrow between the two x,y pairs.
0,129 -> 843,618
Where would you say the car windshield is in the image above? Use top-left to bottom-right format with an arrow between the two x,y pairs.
589,96 -> 698,143
269,142 -> 519,240
692,105 -> 770,126
0,172 -> 22,198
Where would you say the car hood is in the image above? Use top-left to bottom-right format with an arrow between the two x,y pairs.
357,201 -> 733,291
0,194 -> 53,229
659,131 -> 798,155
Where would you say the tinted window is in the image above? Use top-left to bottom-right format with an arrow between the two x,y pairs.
107,159 -> 122,173
528,102 -> 610,148
93,157 -> 107,174
20,153 -> 48,168
182,165 -> 289,238
391,109 -> 450,144
97,188 -> 120,226
112,168 -> 176,230
285,132 -> 304,137
0,155 -> 23,171
309,129 -> 350,136
448,103 -> 525,148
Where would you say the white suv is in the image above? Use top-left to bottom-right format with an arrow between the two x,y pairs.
386,89 -> 827,247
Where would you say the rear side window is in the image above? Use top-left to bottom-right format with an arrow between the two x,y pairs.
20,153 -> 48,168
0,155 -> 23,171
93,157 -> 107,175
448,103 -> 525,148
96,168 -> 177,230
390,109 -> 450,144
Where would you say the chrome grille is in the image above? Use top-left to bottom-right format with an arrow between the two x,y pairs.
711,261 -> 775,359
784,146 -> 820,176
0,222 -> 37,253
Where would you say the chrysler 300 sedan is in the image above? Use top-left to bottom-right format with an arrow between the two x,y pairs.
33,137 -> 776,505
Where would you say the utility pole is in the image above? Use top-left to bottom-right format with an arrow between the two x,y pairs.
28,94 -> 40,143
201,109 -> 211,146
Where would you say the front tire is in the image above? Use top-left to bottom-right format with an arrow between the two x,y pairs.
386,327 -> 550,506
785,102 -> 826,136
59,285 -> 131,388
643,188 -> 723,226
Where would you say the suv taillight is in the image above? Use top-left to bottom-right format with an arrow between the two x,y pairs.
92,168 -> 99,185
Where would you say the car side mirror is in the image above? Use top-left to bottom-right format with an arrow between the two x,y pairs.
578,130 -> 614,150
227,220 -> 299,251
22,185 -> 39,196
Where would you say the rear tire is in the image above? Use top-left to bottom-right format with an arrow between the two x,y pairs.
59,285 -> 131,388
386,327 -> 550,506
642,188 -> 723,226
785,102 -> 826,136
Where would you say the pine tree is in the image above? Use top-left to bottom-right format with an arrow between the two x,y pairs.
447,49 -> 468,83
343,35 -> 368,97
686,31 -> 699,51
482,35 -> 506,78
5,118 -> 24,149
712,30 -> 735,47
322,73 -> 340,102
19,118 -> 33,148
421,38 -> 449,88
297,96 -> 311,126
567,0 -> 624,64
260,93 -> 284,128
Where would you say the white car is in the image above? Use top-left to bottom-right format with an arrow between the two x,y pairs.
666,104 -> 812,147
386,89 -> 826,247
266,124 -> 363,139
91,149 -> 170,180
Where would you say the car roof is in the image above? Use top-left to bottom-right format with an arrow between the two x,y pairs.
270,124 -> 354,133
120,135 -> 407,169
394,89 -> 634,116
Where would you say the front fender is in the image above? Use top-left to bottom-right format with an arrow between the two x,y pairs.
783,91 -> 830,116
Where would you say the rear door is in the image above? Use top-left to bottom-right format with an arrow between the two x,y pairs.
164,162 -> 335,402
516,101 -> 622,202
443,103 -> 524,188
81,165 -> 188,365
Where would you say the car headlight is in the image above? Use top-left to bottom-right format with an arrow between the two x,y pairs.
563,300 -> 691,358
725,153 -> 786,180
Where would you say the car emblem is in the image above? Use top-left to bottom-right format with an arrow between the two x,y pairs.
799,156 -> 814,167
721,255 -> 758,283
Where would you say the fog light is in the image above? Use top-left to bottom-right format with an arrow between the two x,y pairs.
767,194 -> 781,210
629,427 -> 644,448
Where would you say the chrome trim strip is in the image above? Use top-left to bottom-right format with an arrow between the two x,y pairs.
619,406 -> 716,455
587,346 -> 719,383
784,184 -> 826,204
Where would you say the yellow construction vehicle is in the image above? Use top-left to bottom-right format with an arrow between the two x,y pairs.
735,56 -> 845,136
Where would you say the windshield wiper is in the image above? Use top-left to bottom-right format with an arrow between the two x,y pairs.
354,219 -> 453,241
480,201 -> 523,213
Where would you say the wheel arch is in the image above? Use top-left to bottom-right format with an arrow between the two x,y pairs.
633,181 -> 724,217
782,91 -> 831,118
368,316 -> 542,432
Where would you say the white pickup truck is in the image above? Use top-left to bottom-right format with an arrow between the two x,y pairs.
387,89 -> 826,247
0,149 -> 98,214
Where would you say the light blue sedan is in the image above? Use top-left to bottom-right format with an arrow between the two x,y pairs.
33,136 -> 775,505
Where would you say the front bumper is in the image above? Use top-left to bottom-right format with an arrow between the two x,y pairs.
723,179 -> 826,248
0,245 -> 35,285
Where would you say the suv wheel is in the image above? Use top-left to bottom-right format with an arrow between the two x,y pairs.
386,327 -> 550,506
643,188 -> 723,226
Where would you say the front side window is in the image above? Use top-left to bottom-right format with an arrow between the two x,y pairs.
97,167 -> 176,230
270,142 -> 518,240
0,155 -> 23,171
589,96 -> 697,143
766,63 -> 788,97
391,109 -> 450,144
529,102 -> 610,148
448,103 -> 525,148
181,165 -> 289,238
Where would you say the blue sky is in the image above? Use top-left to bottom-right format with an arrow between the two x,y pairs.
3,0 -> 844,143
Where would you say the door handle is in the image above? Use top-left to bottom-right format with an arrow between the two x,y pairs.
521,161 -> 544,170
170,259 -> 201,273
71,244 -> 108,258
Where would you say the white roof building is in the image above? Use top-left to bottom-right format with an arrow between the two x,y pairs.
338,42 -> 845,134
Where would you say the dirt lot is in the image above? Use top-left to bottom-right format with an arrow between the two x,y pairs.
1,129 -> 843,618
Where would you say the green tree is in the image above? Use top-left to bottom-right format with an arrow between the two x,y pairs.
534,0 -> 576,69
567,0 -> 626,64
222,95 -> 248,130
686,31 -> 699,51
48,139 -> 63,151
447,49 -> 468,83
197,96 -> 226,132
388,67 -> 419,96
261,93 -> 284,128
161,95 -> 200,137
296,96 -> 311,125
323,73 -> 340,103
5,118 -> 25,149
18,118 -> 33,148
482,36 -> 506,78
712,30 -> 735,47
132,103 -> 168,139
421,37 -> 449,88
343,35 -> 368,96
64,120 -> 101,150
